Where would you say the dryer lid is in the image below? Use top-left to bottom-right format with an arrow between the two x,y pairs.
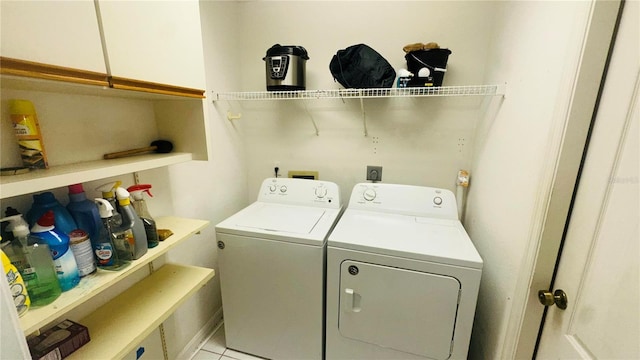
328,209 -> 483,269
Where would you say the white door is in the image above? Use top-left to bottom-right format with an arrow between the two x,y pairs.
536,1 -> 639,357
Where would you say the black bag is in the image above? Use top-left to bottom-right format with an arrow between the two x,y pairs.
329,44 -> 396,89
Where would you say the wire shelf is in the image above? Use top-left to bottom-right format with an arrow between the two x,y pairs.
214,84 -> 506,101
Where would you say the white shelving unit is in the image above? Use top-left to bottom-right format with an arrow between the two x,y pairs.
0,153 -> 192,199
19,216 -> 210,336
68,263 -> 214,360
213,84 -> 507,136
214,84 -> 506,101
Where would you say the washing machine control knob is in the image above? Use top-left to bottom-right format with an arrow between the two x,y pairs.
433,196 -> 443,205
315,187 -> 327,198
269,185 -> 277,192
280,185 -> 288,193
363,188 -> 377,201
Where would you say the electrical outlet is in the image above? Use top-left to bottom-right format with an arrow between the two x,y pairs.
366,165 -> 382,182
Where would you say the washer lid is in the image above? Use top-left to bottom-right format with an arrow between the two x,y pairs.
328,209 -> 483,269
234,203 -> 325,234
216,202 -> 341,245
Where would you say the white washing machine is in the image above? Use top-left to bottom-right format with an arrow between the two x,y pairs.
326,183 -> 482,360
215,177 -> 342,360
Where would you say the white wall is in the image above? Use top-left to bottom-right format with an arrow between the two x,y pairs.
230,1 -> 500,202
164,1 -> 603,359
161,1 -> 248,358
466,1 -> 595,359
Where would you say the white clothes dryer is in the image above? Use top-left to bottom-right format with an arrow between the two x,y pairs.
215,178 -> 342,360
326,183 -> 482,360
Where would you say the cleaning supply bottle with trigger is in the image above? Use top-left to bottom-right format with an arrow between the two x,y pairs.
94,198 -> 131,269
30,211 -> 80,291
96,181 -> 123,226
0,214 -> 61,306
114,187 -> 147,259
127,184 -> 159,248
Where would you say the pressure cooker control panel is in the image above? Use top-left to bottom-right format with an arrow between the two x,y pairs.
258,178 -> 341,209
268,56 -> 289,79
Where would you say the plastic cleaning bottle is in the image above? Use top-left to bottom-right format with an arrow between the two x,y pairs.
30,211 -> 80,291
1,207 -> 20,242
96,181 -> 123,226
94,198 -> 131,270
66,183 -> 103,276
114,187 -> 147,259
127,184 -> 159,248
1,242 -> 30,316
0,214 -> 61,306
26,192 -> 77,236
67,183 -> 102,241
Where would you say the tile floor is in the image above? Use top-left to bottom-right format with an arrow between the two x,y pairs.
192,324 -> 266,360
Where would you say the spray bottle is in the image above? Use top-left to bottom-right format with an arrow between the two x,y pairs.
0,214 -> 61,306
96,181 -> 123,226
127,184 -> 159,248
30,211 -> 80,292
114,187 -> 147,259
94,199 -> 131,270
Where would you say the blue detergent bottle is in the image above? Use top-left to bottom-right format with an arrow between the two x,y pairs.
30,211 -> 80,291
67,183 -> 102,241
27,192 -> 77,236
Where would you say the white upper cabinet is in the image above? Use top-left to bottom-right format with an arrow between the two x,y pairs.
97,0 -> 206,90
0,1 -> 106,73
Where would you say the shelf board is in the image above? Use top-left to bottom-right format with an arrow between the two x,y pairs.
67,263 -> 215,360
19,216 -> 209,335
214,84 -> 506,101
0,153 -> 192,199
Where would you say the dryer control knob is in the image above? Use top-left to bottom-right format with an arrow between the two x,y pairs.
269,185 -> 277,192
433,196 -> 443,205
363,188 -> 377,201
280,185 -> 288,193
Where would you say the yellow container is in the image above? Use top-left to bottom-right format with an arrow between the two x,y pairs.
9,99 -> 49,169
1,247 -> 31,317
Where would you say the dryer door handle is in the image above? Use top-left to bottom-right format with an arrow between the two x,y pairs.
344,288 -> 362,313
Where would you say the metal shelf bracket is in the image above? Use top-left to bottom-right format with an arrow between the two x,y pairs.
359,95 -> 368,137
302,101 -> 319,136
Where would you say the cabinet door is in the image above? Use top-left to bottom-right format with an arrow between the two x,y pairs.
0,1 -> 106,73
97,0 -> 206,90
